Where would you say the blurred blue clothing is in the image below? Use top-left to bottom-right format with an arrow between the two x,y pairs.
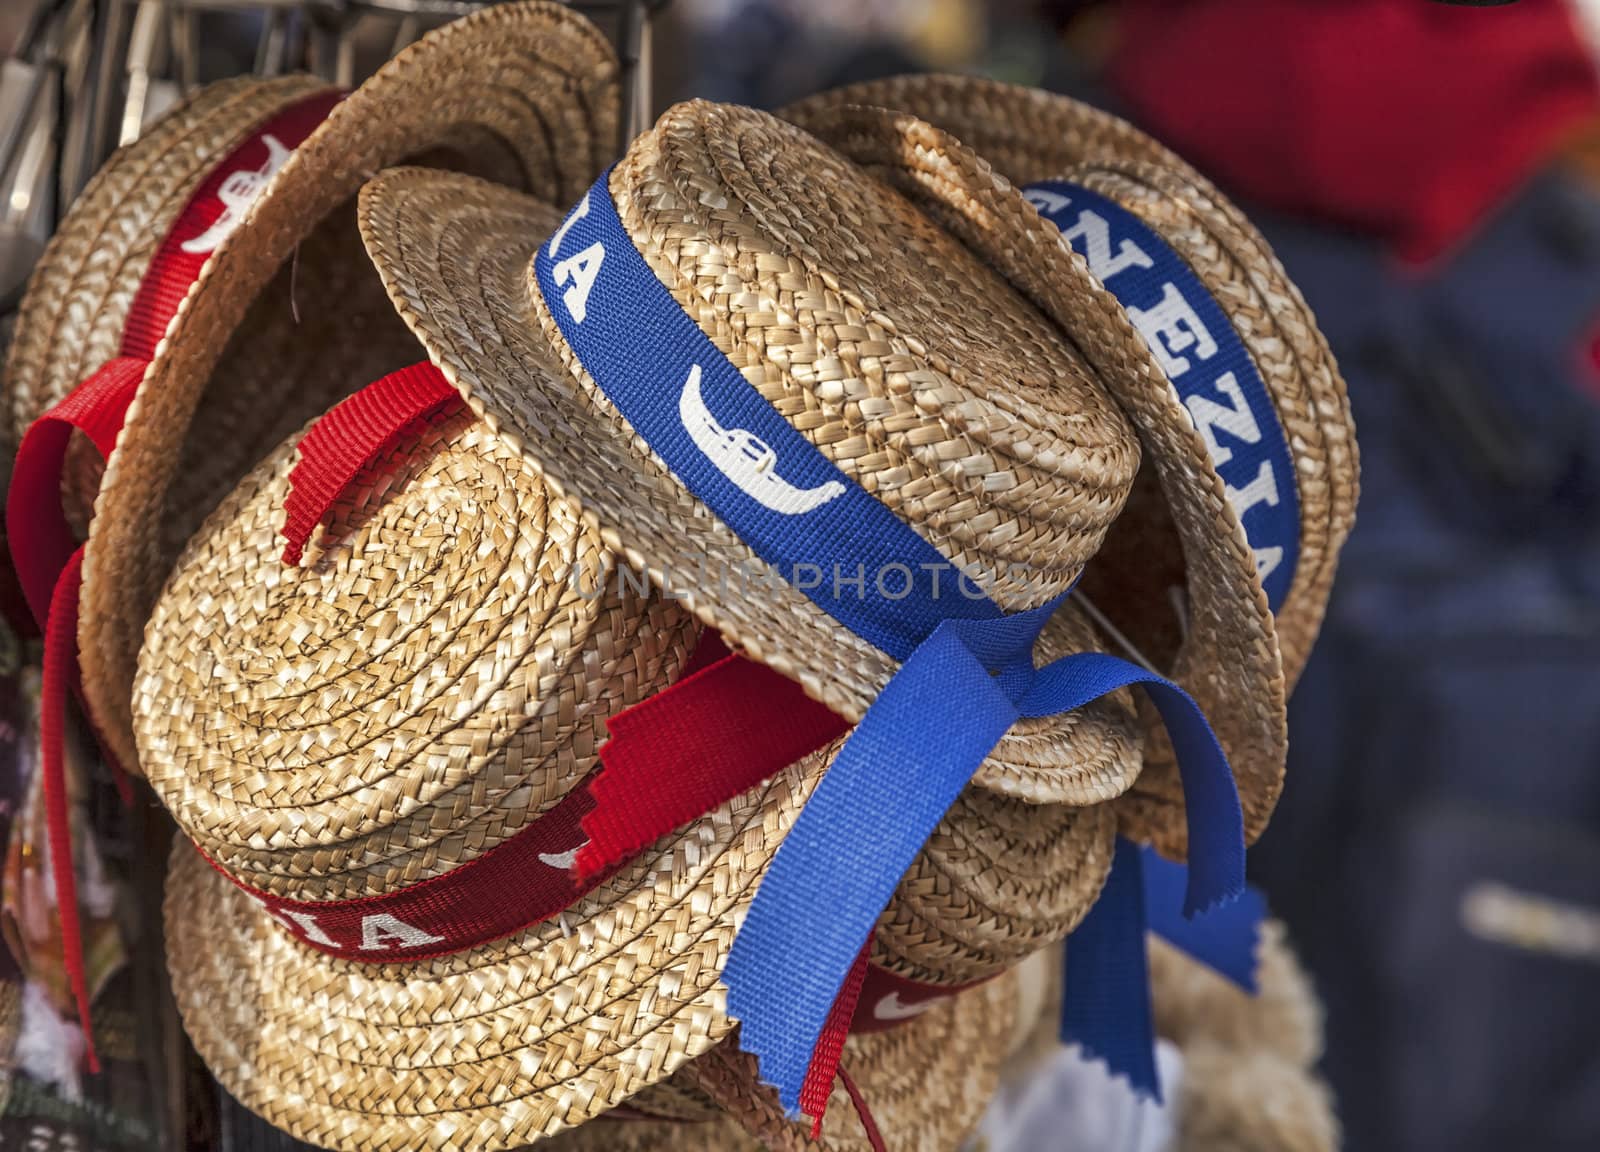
1250,169 -> 1600,1152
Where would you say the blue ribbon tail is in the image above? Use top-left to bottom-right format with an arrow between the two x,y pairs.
1061,838 -> 1161,1100
1142,845 -> 1266,993
723,623 -> 1019,1115
727,610 -> 1247,1112
1017,651 -> 1246,915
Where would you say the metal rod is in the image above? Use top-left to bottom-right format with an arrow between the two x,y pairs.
0,59 -> 51,192
85,0 -> 132,183
120,0 -> 162,145
616,0 -> 649,149
1074,593 -> 1162,677
256,5 -> 289,75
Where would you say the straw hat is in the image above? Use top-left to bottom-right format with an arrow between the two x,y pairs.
543,967 -> 1020,1151
357,103 -> 1146,800
356,101 -> 1180,998
137,94 -> 1151,1146
785,74 -> 1358,693
139,384 -> 854,1150
777,90 -> 1353,851
3,0 -> 619,775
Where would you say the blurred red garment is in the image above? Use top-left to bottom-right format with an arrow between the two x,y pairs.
1107,0 -> 1600,262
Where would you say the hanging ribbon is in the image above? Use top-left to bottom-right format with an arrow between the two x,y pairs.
281,361 -> 463,563
1023,178 -> 1295,1092
2,89 -> 341,1067
1063,841 -> 1267,1099
531,172 -> 1247,1117
575,645 -> 848,881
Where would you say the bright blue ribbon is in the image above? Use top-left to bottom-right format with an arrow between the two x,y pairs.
1023,180 -> 1300,613
532,172 -> 1247,1115
1063,842 -> 1267,1099
1025,180 -> 1294,1094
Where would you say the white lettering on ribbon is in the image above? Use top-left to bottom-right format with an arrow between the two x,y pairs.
1022,189 -> 1155,283
1128,282 -> 1218,377
265,907 -> 338,947
552,242 -> 606,325
251,896 -> 446,953
1183,372 -> 1282,580
358,914 -> 446,951
1183,371 -> 1261,468
180,135 -> 293,255
1058,209 -> 1155,282
1024,179 -> 1298,602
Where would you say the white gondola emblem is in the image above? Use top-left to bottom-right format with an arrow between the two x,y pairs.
537,842 -> 586,871
872,991 -> 937,1022
180,135 -> 293,255
678,365 -> 845,514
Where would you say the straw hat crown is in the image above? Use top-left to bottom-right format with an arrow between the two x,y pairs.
532,101 -> 1142,626
138,405 -> 695,901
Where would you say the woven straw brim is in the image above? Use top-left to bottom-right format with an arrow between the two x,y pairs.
3,74 -> 328,532
784,74 -> 1358,691
699,970 -> 1019,1152
876,782 -> 1116,986
778,103 -> 1286,850
543,971 -> 1017,1151
165,750 -> 829,1152
135,412 -> 694,898
357,107 -> 1148,806
541,1116 -> 756,1151
72,1 -> 621,775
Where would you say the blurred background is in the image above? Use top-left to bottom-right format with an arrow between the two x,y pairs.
3,1 -> 1599,1150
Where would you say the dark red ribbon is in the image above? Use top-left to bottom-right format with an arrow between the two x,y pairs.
574,647 -> 849,881
1,89 -> 340,1070
802,940 -> 871,1132
202,764 -> 612,962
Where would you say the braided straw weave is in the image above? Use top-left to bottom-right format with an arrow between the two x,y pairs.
357,101 -> 1141,749
780,100 -> 1291,853
785,74 -> 1358,691
3,75 -> 327,528
136,380 -> 833,1149
3,2 -> 622,777
136,413 -> 693,896
357,105 -> 1154,987
541,968 -> 1017,1150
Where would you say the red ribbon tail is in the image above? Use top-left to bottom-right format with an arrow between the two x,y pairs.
40,550 -> 98,1072
575,650 -> 848,882
801,938 -> 873,1131
280,363 -> 462,565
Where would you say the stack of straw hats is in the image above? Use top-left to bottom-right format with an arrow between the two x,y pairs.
1,6 -> 1356,1150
